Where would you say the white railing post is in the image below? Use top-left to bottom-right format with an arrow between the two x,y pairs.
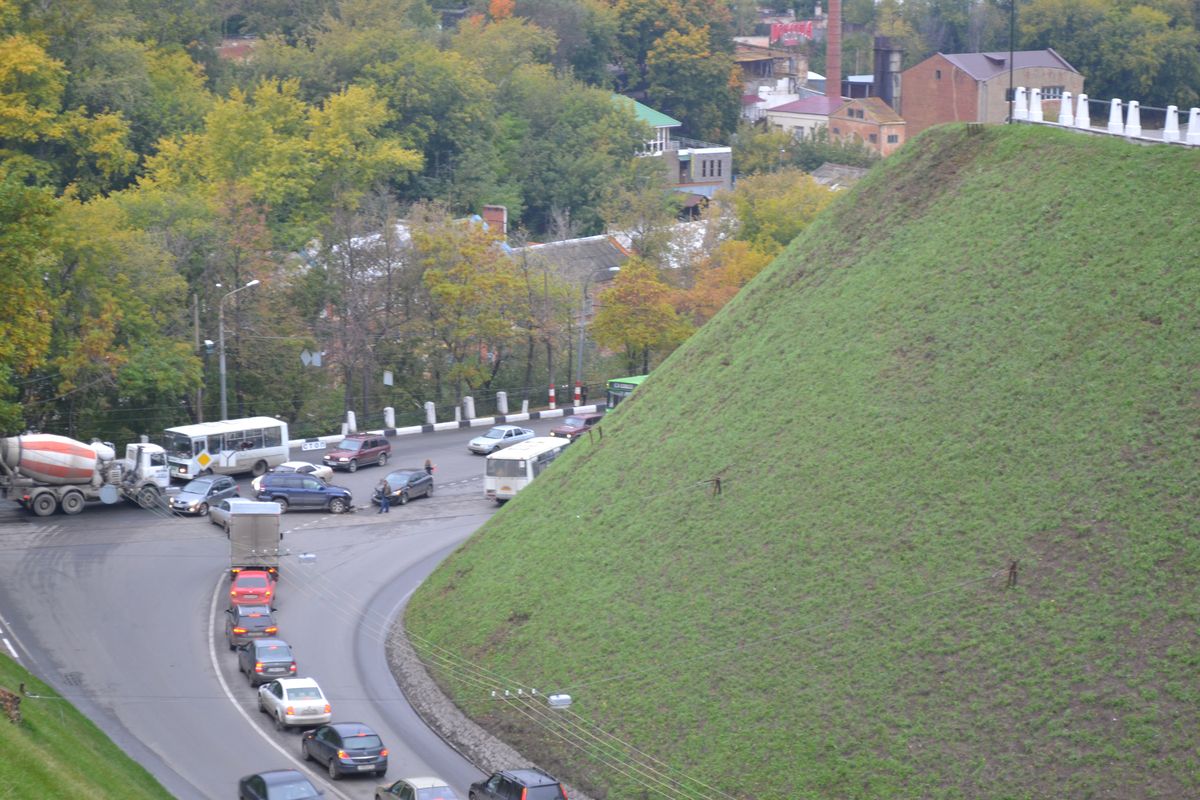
462,396 -> 475,419
1125,100 -> 1141,137
1163,106 -> 1180,143
1074,94 -> 1090,129
424,401 -> 436,425
496,391 -> 508,415
345,410 -> 357,433
1058,91 -> 1074,126
1187,108 -> 1200,145
1029,88 -> 1044,123
383,407 -> 395,428
1013,87 -> 1029,121
1107,99 -> 1124,134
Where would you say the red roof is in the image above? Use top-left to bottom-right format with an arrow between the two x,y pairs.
742,93 -> 764,105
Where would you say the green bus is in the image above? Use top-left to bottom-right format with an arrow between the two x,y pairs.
605,374 -> 647,408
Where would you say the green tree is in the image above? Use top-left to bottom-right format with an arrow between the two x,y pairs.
721,168 -> 834,256
514,0 -> 618,84
592,256 -> 692,373
645,26 -> 741,141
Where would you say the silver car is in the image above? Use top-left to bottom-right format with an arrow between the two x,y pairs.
467,425 -> 535,454
169,474 -> 239,516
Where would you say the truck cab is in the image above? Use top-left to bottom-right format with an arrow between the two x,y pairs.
124,443 -> 171,489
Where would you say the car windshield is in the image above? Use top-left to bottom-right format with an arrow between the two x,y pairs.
525,787 -> 565,800
336,439 -> 363,451
165,432 -> 194,458
562,417 -> 584,427
237,575 -> 269,589
275,464 -> 300,473
483,429 -> 505,439
285,686 -> 322,700
343,733 -> 383,750
386,471 -> 417,487
258,644 -> 292,659
238,605 -> 270,618
275,779 -> 320,799
417,788 -> 460,800
181,477 -> 215,492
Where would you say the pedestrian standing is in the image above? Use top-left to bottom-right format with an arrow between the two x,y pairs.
424,459 -> 434,476
377,479 -> 390,513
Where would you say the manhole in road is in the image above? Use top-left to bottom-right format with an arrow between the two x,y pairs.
62,671 -> 83,686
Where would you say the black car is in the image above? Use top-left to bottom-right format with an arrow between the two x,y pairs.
237,638 -> 297,686
237,768 -> 322,800
225,604 -> 278,650
373,469 -> 434,507
256,473 -> 352,513
301,721 -> 389,779
468,769 -> 567,800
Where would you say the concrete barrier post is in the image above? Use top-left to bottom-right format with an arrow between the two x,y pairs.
497,392 -> 508,415
1074,94 -> 1090,129
1187,108 -> 1200,145
1125,101 -> 1141,137
1107,99 -> 1124,134
346,410 -> 357,433
340,422 -> 349,435
424,401 -> 436,425
1013,87 -> 1028,121
521,399 -> 529,413
548,384 -> 556,410
574,382 -> 581,405
1057,92 -> 1074,126
463,396 -> 476,419
1029,88 -> 1044,123
454,406 -> 461,422
384,406 -> 395,428
1163,106 -> 1180,143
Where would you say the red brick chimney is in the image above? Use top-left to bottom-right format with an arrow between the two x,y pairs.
827,0 -> 842,100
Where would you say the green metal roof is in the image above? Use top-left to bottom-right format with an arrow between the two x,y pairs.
613,94 -> 681,129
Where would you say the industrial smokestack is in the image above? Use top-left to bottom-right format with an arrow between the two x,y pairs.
827,0 -> 842,99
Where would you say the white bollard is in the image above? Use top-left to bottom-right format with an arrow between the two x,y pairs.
521,399 -> 529,414
1188,108 -> 1200,145
1075,93 -> 1090,129
1013,87 -> 1029,121
345,410 -> 357,433
1029,88 -> 1044,123
454,406 -> 461,422
1107,99 -> 1123,134
1162,106 -> 1180,143
384,406 -> 395,428
424,401 -> 436,425
496,391 -> 508,415
340,421 -> 349,436
1058,92 -> 1074,126
1125,101 -> 1141,137
462,396 -> 475,419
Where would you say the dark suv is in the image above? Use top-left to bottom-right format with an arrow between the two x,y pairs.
469,769 -> 567,800
255,473 -> 352,513
549,412 -> 603,442
323,434 -> 391,473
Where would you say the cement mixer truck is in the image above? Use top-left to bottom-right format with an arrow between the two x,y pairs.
0,434 -> 171,517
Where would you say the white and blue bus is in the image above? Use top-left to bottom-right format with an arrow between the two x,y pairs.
484,437 -> 567,503
164,417 -> 289,480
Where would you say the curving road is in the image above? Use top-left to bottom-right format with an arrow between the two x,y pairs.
0,421 -> 563,799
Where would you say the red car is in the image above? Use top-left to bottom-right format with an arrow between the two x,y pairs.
230,570 -> 276,607
549,412 -> 604,442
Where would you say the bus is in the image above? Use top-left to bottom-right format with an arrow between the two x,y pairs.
606,374 -> 647,408
484,437 -> 568,503
164,416 -> 290,480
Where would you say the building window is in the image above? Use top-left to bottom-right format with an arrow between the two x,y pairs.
1042,85 -> 1065,100
935,69 -> 942,79
717,160 -> 722,177
869,133 -> 877,143
701,160 -> 708,178
832,127 -> 840,135
887,134 -> 899,144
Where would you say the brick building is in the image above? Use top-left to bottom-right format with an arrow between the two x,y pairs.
829,97 -> 906,156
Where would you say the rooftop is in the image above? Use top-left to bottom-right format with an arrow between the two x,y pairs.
937,49 -> 1079,81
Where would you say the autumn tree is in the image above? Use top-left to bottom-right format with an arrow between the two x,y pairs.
592,257 -> 692,373
721,168 -> 834,257
676,239 -> 772,326
645,26 -> 741,141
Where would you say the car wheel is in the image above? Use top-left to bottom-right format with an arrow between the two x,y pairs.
301,741 -> 312,761
426,483 -> 433,498
276,498 -> 289,513
328,757 -> 340,780
329,498 -> 348,514
257,694 -> 265,712
375,767 -> 387,777
378,452 -> 388,467
347,459 -> 358,473
229,639 -> 237,652
60,490 -> 85,516
224,524 -> 231,537
31,493 -> 57,517
275,712 -> 286,731
137,485 -> 160,509
398,491 -> 408,506
252,460 -> 268,477
197,502 -> 209,517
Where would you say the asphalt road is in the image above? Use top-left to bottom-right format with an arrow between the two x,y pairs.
0,420 -> 565,799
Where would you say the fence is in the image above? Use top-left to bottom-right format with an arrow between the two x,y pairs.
1012,87 -> 1200,147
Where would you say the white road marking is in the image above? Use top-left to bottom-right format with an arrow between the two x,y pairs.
207,576 -> 352,800
2,637 -> 16,659
0,609 -> 28,659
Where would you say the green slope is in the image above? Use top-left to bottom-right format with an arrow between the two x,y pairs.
0,655 -> 174,799
407,125 -> 1200,800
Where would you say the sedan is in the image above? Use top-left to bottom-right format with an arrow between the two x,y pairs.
372,469 -> 433,507
168,474 -> 238,516
467,425 -> 534,454
376,776 -> 460,800
251,461 -> 333,493
225,604 -> 278,650
230,570 -> 276,607
257,677 -> 332,731
238,769 -> 322,800
237,638 -> 297,686
302,721 -> 389,779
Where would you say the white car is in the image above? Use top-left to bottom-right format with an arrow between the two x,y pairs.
251,461 -> 334,493
375,776 -> 460,800
467,425 -> 535,454
256,677 -> 331,730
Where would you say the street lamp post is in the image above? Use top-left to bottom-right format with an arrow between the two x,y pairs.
217,279 -> 260,420
576,267 -> 620,395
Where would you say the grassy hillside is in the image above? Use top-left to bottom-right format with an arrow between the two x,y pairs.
406,125 -> 1200,800
0,655 -> 174,798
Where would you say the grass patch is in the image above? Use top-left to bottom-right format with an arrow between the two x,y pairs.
407,125 -> 1200,799
0,655 -> 173,799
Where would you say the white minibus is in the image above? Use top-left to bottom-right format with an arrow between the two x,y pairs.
484,437 -> 567,503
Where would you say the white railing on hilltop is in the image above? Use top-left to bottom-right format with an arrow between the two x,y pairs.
1013,86 -> 1200,147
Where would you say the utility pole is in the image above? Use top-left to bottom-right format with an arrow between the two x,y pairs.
193,293 -> 204,422
217,280 -> 259,420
